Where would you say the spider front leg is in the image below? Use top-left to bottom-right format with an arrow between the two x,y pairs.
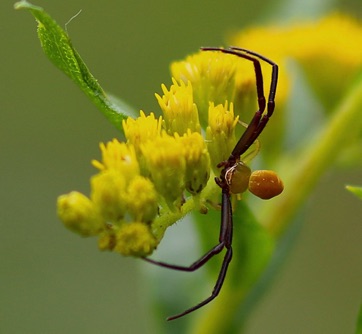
201,46 -> 278,158
229,46 -> 279,157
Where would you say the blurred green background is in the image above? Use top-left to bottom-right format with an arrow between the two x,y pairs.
1,0 -> 361,333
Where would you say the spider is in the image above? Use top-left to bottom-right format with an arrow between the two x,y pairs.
143,46 -> 281,321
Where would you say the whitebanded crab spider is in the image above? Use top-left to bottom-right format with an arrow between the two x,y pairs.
143,46 -> 283,321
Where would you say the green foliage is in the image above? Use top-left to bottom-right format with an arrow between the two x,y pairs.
357,304 -> 362,334
14,0 -> 135,130
346,185 -> 362,200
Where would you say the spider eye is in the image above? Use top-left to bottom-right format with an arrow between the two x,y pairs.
248,170 -> 284,200
225,162 -> 251,194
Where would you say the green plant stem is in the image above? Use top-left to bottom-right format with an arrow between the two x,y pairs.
261,77 -> 362,238
152,173 -> 219,241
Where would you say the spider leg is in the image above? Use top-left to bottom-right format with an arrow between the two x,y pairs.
167,247 -> 232,320
201,47 -> 278,159
231,109 -> 263,159
142,242 -> 225,272
166,189 -> 233,321
228,47 -> 278,157
201,46 -> 266,114
142,189 -> 233,320
230,46 -> 278,113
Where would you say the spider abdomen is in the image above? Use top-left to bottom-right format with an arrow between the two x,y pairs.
248,170 -> 284,200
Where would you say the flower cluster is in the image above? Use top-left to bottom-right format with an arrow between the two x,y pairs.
57,50 -> 264,257
57,13 -> 362,258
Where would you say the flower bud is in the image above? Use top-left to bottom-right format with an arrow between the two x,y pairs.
90,170 -> 127,221
141,133 -> 186,210
125,176 -> 159,223
57,191 -> 103,236
206,101 -> 239,170
177,131 -> 210,194
114,222 -> 157,257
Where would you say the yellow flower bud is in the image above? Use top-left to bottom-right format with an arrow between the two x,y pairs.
114,222 -> 157,257
57,191 -> 103,236
206,101 -> 239,170
90,170 -> 127,221
125,175 -> 159,223
176,131 -> 210,194
141,133 -> 186,210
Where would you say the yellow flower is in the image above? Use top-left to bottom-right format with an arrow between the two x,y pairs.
141,132 -> 186,210
122,111 -> 162,153
206,101 -> 239,170
92,139 -> 140,181
176,130 -> 210,194
171,50 -> 238,121
156,78 -> 200,135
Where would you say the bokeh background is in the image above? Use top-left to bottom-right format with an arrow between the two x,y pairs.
1,0 -> 361,333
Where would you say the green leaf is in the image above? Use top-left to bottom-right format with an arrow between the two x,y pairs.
346,185 -> 362,200
14,1 -> 136,130
356,304 -> 362,334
